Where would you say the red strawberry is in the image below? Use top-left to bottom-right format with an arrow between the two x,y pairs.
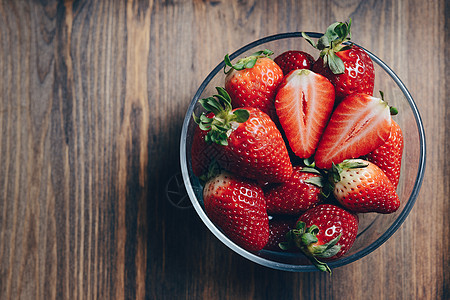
191,127 -> 210,177
281,204 -> 359,273
275,69 -> 335,159
203,171 -> 269,252
265,166 -> 323,215
312,46 -> 374,103
224,49 -> 284,120
331,159 -> 400,213
194,87 -> 293,183
274,50 -> 315,75
366,120 -> 404,187
314,93 -> 392,169
303,20 -> 375,103
264,216 -> 298,251
191,113 -> 219,177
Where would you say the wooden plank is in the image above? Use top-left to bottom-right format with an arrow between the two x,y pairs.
0,0 -> 447,299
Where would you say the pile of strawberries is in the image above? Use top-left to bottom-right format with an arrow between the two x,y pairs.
191,20 -> 404,273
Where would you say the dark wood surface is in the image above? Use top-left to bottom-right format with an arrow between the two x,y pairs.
0,0 -> 448,299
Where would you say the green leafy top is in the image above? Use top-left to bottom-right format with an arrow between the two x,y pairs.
379,90 -> 399,116
328,159 -> 369,182
279,220 -> 342,274
302,158 -> 369,198
224,49 -> 274,74
302,19 -> 353,74
193,87 -> 249,146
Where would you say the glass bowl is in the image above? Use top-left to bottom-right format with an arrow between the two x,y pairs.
180,32 -> 426,272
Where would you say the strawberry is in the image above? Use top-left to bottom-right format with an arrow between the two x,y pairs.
330,159 -> 400,213
314,93 -> 392,169
265,166 -> 323,215
280,204 -> 358,273
275,69 -> 335,159
303,20 -> 375,103
194,87 -> 293,183
274,50 -> 315,75
191,126 -> 210,177
264,216 -> 298,251
224,49 -> 284,120
365,120 -> 404,187
203,171 -> 269,252
191,113 -> 219,177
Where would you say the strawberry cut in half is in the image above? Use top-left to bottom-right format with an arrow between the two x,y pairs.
314,93 -> 392,169
203,171 -> 269,252
275,69 -> 335,159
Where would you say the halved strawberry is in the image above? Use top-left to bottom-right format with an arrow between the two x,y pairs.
265,166 -> 323,215
203,171 -> 269,252
280,204 -> 359,273
224,49 -> 284,121
330,159 -> 400,213
365,120 -> 404,188
274,50 -> 315,75
194,87 -> 293,183
275,69 -> 335,159
314,93 -> 392,169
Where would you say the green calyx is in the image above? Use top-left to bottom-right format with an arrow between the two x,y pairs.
279,221 -> 342,274
193,87 -> 249,146
224,49 -> 274,74
379,90 -> 399,116
300,158 -> 331,196
302,168 -> 326,189
330,159 -> 369,181
312,160 -> 369,198
298,158 -> 369,198
303,157 -> 316,168
302,19 -> 353,74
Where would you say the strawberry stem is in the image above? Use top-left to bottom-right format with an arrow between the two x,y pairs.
390,106 -> 398,115
302,19 -> 353,74
224,49 -> 274,74
308,255 -> 333,274
280,221 -> 341,274
379,90 -> 399,115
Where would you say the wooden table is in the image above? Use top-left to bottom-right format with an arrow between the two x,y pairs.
0,1 -> 447,299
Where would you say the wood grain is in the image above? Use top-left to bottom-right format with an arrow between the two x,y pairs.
0,0 -> 447,299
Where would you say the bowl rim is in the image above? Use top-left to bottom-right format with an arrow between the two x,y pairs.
180,32 -> 426,272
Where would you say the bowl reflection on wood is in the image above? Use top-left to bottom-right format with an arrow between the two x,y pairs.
180,32 -> 426,272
